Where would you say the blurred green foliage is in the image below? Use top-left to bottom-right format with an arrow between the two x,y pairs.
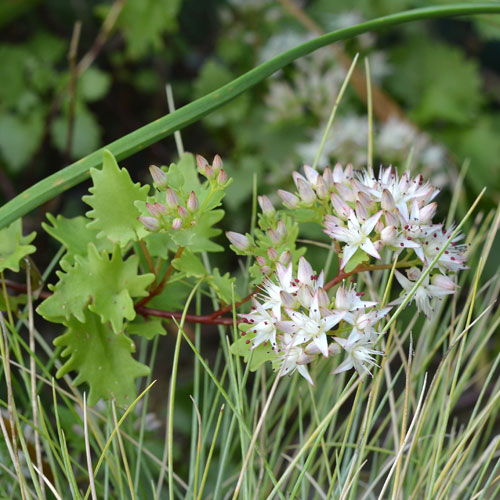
1,0 -> 500,227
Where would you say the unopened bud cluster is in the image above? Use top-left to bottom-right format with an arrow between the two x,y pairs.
226,195 -> 299,277
139,155 -> 229,233
196,154 -> 229,187
239,257 -> 391,384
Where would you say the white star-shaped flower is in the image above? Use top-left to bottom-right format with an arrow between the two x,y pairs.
332,330 -> 384,376
392,268 -> 458,319
279,294 -> 345,357
324,211 -> 382,269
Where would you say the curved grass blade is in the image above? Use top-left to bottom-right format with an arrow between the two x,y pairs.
1,3 -> 500,229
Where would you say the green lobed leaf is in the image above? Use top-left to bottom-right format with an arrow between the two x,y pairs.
230,329 -> 277,371
127,316 -> 166,340
37,244 -> 154,333
166,153 -> 201,193
0,219 -> 36,273
172,250 -> 206,277
83,150 -> 150,247
208,268 -> 239,304
170,209 -> 225,252
54,310 -> 150,407
42,214 -> 113,257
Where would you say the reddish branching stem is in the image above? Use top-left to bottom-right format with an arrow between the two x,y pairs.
2,259 -> 416,326
135,246 -> 185,309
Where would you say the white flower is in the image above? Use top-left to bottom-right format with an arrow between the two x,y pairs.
277,336 -> 316,385
259,262 -> 297,320
324,211 -> 382,269
239,298 -> 278,349
295,256 -> 325,308
279,294 -> 345,357
332,330 -> 384,376
393,268 -> 458,319
334,283 -> 377,318
419,226 -> 468,272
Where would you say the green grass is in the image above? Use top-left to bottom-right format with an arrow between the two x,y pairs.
1,189 -> 499,499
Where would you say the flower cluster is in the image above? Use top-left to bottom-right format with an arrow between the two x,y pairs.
239,257 -> 391,384
277,164 -> 466,319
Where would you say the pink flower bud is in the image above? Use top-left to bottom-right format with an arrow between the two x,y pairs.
149,165 -> 167,188
380,226 -> 397,244
385,211 -> 399,227
279,250 -> 292,265
358,191 -> 373,209
375,219 -> 385,234
177,205 -> 188,218
355,201 -> 368,221
315,176 -> 329,200
332,163 -> 344,183
334,182 -> 355,202
277,189 -> 299,209
419,202 -> 437,223
226,231 -> 251,251
187,191 -> 199,212
171,218 -> 182,230
303,164 -> 319,185
196,155 -> 208,174
280,290 -> 296,309
296,177 -> 316,205
277,220 -> 287,239
331,193 -> 351,220
317,288 -> 330,308
344,163 -> 353,179
268,229 -> 282,245
212,154 -> 223,172
205,165 -> 215,180
217,169 -> 228,185
381,189 -> 395,211
165,187 -> 179,209
146,202 -> 167,217
431,274 -> 457,291
267,247 -> 278,260
258,195 -> 275,215
256,256 -> 267,267
323,166 -> 333,188
138,216 -> 160,231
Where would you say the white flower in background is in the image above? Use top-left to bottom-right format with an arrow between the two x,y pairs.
324,211 -> 382,268
297,116 -> 369,167
377,118 -> 420,161
393,267 -> 458,319
332,330 -> 384,376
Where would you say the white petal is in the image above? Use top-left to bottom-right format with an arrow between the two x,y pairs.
362,211 -> 382,235
341,244 -> 359,269
360,239 -> 381,260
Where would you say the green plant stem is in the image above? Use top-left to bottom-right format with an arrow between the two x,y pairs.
2,4 -> 500,229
